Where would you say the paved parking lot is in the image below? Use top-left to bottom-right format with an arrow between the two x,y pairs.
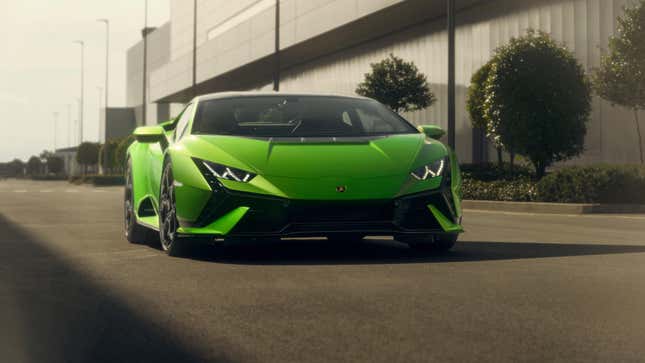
1,179 -> 645,362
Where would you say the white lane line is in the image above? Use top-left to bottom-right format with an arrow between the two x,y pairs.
465,209 -> 645,220
92,189 -> 106,193
40,190 -> 53,193
65,189 -> 79,193
13,190 -> 27,193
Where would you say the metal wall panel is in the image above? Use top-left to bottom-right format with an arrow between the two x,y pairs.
270,0 -> 644,164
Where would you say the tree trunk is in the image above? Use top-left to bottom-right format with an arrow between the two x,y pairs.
496,147 -> 503,166
635,109 -> 644,164
535,160 -> 546,179
510,151 -> 515,173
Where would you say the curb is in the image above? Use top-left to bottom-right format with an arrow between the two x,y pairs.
462,200 -> 645,215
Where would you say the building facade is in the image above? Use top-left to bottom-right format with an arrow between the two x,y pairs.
99,107 -> 138,142
128,0 -> 645,164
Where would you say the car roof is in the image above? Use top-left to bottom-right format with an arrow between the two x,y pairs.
193,91 -> 372,103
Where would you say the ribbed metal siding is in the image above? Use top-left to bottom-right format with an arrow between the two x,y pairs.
269,0 -> 642,164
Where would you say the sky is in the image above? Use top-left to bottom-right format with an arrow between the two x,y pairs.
0,0 -> 170,162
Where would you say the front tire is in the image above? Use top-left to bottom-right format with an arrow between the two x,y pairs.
159,160 -> 185,257
124,159 -> 154,244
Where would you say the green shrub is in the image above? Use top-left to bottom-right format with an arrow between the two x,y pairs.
462,178 -> 538,202
90,175 -> 125,186
460,163 -> 533,181
537,165 -> 645,204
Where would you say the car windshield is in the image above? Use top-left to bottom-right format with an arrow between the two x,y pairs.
191,96 -> 418,137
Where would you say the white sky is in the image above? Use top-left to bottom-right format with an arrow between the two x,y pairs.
0,0 -> 170,162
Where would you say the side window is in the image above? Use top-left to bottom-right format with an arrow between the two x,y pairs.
175,103 -> 194,141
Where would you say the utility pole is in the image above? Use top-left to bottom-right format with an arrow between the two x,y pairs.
97,86 -> 103,141
142,0 -> 148,126
53,112 -> 59,151
273,0 -> 280,91
67,104 -> 71,147
447,0 -> 456,150
74,40 -> 85,144
192,0 -> 197,98
98,19 -> 110,142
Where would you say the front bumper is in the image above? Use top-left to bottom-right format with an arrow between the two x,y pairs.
176,182 -> 463,238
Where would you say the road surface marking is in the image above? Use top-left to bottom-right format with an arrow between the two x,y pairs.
39,190 -> 53,193
13,190 -> 27,193
65,189 -> 79,193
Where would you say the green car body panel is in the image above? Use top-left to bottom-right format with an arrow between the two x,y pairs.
126,92 -> 463,239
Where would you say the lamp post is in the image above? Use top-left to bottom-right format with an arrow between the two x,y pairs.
447,0 -> 456,150
97,19 -> 110,142
53,112 -> 59,151
73,40 -> 85,144
273,0 -> 280,91
142,0 -> 148,125
192,0 -> 197,97
67,104 -> 71,147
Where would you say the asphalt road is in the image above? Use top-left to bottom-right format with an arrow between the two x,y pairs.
1,179 -> 645,363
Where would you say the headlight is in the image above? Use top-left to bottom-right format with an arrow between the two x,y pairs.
411,158 -> 445,181
201,160 -> 256,183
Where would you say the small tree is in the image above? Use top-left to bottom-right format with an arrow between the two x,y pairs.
466,61 -> 504,165
7,159 -> 24,177
26,156 -> 43,176
76,142 -> 100,175
484,30 -> 591,178
356,54 -> 436,113
99,140 -> 120,175
114,135 -> 135,174
46,156 -> 64,175
593,0 -> 645,164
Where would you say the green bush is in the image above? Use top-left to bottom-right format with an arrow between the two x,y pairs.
462,178 -> 538,202
536,165 -> 645,204
461,164 -> 645,204
460,163 -> 533,181
67,174 -> 125,186
90,175 -> 125,186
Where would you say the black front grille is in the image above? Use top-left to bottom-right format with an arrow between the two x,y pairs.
288,201 -> 393,223
186,183 -> 459,237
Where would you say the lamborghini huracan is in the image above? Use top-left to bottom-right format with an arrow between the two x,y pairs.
124,92 -> 463,256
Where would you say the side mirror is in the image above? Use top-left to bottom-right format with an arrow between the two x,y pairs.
133,126 -> 166,143
418,124 -> 446,140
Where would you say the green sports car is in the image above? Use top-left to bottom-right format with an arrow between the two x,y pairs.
124,92 -> 463,256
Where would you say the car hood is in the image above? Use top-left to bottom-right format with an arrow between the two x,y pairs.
187,133 -> 436,178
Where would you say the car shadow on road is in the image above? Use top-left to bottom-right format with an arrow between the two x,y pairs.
184,238 -> 645,266
0,214 -> 224,363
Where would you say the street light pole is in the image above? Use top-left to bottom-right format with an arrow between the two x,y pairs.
73,40 -> 85,144
98,19 -> 110,142
67,104 -> 71,147
53,112 -> 59,151
447,0 -> 456,150
273,0 -> 280,91
142,0 -> 148,126
192,0 -> 197,97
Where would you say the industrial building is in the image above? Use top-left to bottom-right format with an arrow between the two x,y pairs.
126,0 -> 644,164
